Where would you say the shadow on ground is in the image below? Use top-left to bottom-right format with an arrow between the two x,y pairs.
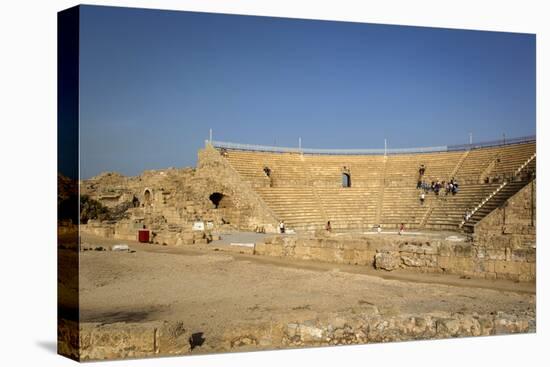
80,307 -> 164,323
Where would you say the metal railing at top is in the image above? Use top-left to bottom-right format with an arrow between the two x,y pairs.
208,135 -> 535,156
447,135 -> 536,152
210,141 -> 302,154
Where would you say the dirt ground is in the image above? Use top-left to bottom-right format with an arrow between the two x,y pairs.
78,234 -> 535,351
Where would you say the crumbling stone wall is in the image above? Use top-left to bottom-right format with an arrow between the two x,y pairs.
196,144 -> 279,232
223,309 -> 534,351
473,180 -> 536,281
79,146 -> 280,245
255,233 -> 535,281
59,307 -> 534,360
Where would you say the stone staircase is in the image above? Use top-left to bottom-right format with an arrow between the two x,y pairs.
460,181 -> 525,232
301,153 -> 328,226
515,153 -> 536,176
419,149 -> 469,228
450,150 -> 470,179
460,153 -> 536,232
425,142 -> 535,230
374,156 -> 388,225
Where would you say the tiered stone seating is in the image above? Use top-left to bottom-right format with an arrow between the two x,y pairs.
462,180 -> 529,232
379,152 -> 463,228
385,152 -> 463,184
455,142 -> 536,183
220,141 -> 535,232
426,183 -> 500,229
492,143 -> 536,178
254,187 -> 324,231
305,155 -> 384,229
224,150 -> 307,188
424,142 -> 536,229
315,187 -> 379,230
305,155 -> 386,188
458,149 -> 497,183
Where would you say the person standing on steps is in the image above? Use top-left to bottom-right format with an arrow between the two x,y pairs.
279,220 -> 285,234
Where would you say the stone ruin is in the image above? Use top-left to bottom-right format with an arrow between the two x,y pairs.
80,145 -> 279,245
78,144 -> 536,282
60,145 -> 536,361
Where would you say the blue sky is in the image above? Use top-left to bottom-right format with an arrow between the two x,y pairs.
79,5 -> 536,178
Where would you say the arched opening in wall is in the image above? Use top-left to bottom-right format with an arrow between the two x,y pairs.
144,189 -> 152,206
209,192 -> 225,209
342,173 -> 351,188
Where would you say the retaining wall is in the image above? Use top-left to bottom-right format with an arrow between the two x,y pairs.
254,233 -> 535,281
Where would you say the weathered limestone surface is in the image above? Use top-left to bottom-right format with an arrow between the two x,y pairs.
196,144 -> 279,232
275,310 -> 533,348
79,145 -> 280,246
59,319 -> 192,361
220,142 -> 535,231
255,232 -> 535,281
374,251 -> 400,271
473,181 -> 536,281
59,307 -> 534,360
254,181 -> 536,281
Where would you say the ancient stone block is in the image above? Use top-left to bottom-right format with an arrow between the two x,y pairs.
80,322 -> 158,360
294,245 -> 312,259
158,321 -> 192,355
437,256 -> 450,270
485,249 -> 506,261
399,244 -> 423,254
194,238 -> 208,245
511,248 -> 536,262
494,260 -> 519,275
453,244 -> 472,257
374,251 -> 400,271
299,323 -> 324,342
436,318 -> 460,337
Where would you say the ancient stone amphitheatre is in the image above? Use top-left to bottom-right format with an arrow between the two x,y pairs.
58,137 -> 536,360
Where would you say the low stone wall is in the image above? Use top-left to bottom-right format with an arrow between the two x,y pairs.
80,221 -> 138,242
254,234 -> 535,281
59,308 -> 535,360
80,221 -> 116,238
58,319 -> 192,361
225,310 -> 534,351
80,221 -> 217,246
